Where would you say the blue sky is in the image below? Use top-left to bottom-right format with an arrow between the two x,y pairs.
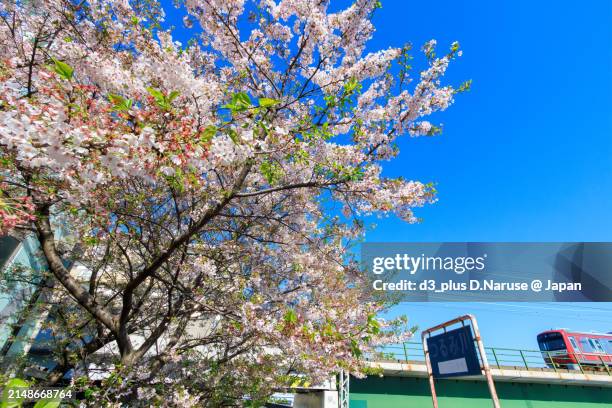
162,1 -> 612,350
364,0 -> 612,349
364,0 -> 612,242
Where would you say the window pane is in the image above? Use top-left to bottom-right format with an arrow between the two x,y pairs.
592,339 -> 605,353
569,337 -> 578,349
538,333 -> 566,351
580,338 -> 594,352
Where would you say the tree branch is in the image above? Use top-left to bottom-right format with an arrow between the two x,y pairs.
34,206 -> 119,336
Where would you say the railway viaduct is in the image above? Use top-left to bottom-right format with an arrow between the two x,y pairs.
293,344 -> 612,408
343,359 -> 612,407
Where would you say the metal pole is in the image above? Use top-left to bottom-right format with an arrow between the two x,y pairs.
339,370 -> 343,408
421,331 -> 439,408
338,370 -> 349,408
468,314 -> 501,408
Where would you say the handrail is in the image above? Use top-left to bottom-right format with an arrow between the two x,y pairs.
367,342 -> 612,376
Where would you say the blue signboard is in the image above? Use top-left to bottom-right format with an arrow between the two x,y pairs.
426,326 -> 481,378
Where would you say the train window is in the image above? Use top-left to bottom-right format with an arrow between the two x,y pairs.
537,333 -> 566,351
590,339 -> 605,354
568,337 -> 579,350
580,338 -> 595,353
607,341 -> 612,354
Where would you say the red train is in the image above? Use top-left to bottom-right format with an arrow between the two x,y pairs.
537,329 -> 612,369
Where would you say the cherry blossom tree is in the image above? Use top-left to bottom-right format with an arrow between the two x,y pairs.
0,0 -> 468,405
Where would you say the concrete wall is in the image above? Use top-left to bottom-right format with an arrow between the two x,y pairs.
294,391 -> 338,408
350,376 -> 612,408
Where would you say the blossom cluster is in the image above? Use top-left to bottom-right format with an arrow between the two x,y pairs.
0,0 -> 466,405
0,188 -> 35,234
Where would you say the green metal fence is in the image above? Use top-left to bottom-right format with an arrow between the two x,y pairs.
369,342 -> 612,375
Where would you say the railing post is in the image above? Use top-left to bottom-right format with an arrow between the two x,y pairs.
519,350 -> 529,369
576,356 -> 585,374
490,348 -> 501,369
546,351 -> 558,373
598,355 -> 611,376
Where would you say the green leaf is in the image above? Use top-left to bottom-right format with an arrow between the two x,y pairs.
450,41 -> 460,53
201,125 -> 217,143
33,400 -> 60,408
227,128 -> 239,144
257,120 -> 270,136
226,92 -> 251,112
51,58 -> 74,80
146,87 -> 172,110
1,378 -> 29,408
350,339 -> 362,357
367,313 -> 381,335
146,87 -> 164,102
4,379 -> 28,389
108,93 -> 125,105
283,309 -> 298,325
108,94 -> 132,111
168,90 -> 180,102
260,160 -> 283,185
456,79 -> 472,93
343,78 -> 361,94
234,92 -> 251,106
258,97 -> 279,108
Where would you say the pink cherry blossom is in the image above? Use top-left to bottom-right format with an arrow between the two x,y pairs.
0,0 -> 467,405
